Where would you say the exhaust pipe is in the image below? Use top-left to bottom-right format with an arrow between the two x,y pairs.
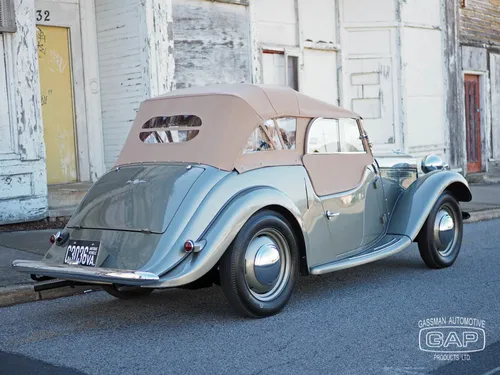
33,280 -> 93,292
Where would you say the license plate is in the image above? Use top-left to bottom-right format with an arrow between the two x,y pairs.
64,240 -> 100,267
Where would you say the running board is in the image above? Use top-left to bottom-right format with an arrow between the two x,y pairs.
310,235 -> 412,275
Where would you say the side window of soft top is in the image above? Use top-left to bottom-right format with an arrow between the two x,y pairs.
306,117 -> 365,154
243,118 -> 297,154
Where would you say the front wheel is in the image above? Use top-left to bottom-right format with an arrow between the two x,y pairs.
103,284 -> 154,299
219,210 -> 300,318
417,192 -> 463,269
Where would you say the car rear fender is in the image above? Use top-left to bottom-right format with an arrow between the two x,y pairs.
153,186 -> 307,288
386,170 -> 472,240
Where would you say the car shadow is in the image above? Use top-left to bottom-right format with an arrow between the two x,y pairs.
36,250 -> 431,329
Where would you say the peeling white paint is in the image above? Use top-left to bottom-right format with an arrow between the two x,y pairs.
491,53 -> 500,161
49,49 -> 68,73
11,0 -> 45,161
141,0 -> 175,96
172,0 -> 251,88
0,0 -> 48,224
96,0 -> 145,169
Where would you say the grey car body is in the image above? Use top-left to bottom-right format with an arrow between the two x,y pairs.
13,84 -> 472,317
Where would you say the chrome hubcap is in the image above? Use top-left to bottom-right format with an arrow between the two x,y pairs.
433,207 -> 456,255
244,229 -> 290,302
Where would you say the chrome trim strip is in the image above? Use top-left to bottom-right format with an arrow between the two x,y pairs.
11,260 -> 159,286
310,235 -> 412,275
373,237 -> 398,251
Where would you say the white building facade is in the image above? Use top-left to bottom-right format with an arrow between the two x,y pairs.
0,0 -> 458,224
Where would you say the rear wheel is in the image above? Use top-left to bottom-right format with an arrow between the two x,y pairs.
417,192 -> 463,269
103,284 -> 154,299
219,210 -> 299,318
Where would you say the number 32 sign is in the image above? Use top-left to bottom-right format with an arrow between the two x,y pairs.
36,10 -> 51,22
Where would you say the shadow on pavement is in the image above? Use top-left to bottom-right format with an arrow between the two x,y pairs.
0,351 -> 86,375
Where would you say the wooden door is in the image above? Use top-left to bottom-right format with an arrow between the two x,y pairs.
464,74 -> 482,173
37,25 -> 78,184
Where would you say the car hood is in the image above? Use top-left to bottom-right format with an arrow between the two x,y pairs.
67,164 -> 204,233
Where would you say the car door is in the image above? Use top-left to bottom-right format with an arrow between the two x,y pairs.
361,164 -> 387,246
302,117 -> 379,260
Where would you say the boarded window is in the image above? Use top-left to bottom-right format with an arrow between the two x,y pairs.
287,56 -> 299,91
0,0 -> 16,33
139,115 -> 201,144
262,50 -> 299,91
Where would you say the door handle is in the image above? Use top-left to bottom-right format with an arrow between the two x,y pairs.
326,211 -> 340,220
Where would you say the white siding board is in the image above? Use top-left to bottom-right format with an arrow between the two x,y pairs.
403,27 -> 445,149
301,49 -> 339,105
0,35 -> 13,154
342,0 -> 396,24
492,53 -> 500,160
300,0 -> 336,43
401,0 -> 441,26
96,0 -> 144,168
253,0 -> 297,46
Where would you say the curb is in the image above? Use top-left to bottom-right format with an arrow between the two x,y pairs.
466,208 -> 500,223
0,283 -> 99,308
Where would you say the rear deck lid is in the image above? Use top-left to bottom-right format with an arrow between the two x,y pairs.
67,164 -> 204,233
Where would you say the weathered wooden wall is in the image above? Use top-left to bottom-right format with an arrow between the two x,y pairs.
0,0 -> 48,224
172,0 -> 251,89
95,0 -> 146,169
446,0 -> 466,170
459,0 -> 500,47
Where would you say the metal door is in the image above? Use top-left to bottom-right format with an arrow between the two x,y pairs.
464,74 -> 482,173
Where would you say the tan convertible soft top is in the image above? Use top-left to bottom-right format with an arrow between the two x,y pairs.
116,84 -> 361,171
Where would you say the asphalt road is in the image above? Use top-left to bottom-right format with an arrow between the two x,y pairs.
1,219 -> 499,375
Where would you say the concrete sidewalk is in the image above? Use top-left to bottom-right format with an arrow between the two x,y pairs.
0,182 -> 499,306
460,183 -> 500,212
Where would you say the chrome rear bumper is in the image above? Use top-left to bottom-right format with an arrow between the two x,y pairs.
12,260 -> 159,286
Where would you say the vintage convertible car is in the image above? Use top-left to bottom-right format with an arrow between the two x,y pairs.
13,84 -> 472,318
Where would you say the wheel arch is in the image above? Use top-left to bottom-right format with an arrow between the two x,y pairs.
387,171 -> 472,241
259,205 -> 309,276
445,181 -> 472,202
155,186 -> 309,287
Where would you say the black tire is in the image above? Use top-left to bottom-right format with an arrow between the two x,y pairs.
417,192 -> 463,269
102,284 -> 154,299
219,210 -> 300,318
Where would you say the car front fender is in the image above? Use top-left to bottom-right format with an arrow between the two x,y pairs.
387,170 -> 472,240
153,186 -> 307,288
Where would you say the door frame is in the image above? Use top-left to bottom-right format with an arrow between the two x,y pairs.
35,0 -> 105,183
462,70 -> 491,174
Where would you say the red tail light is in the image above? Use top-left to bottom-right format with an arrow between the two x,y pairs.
184,240 -> 194,253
